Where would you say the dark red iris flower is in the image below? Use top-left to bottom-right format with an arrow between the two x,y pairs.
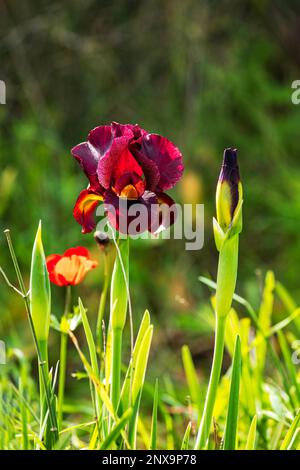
71,122 -> 184,234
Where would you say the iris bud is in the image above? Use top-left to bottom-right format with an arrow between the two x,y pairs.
111,238 -> 129,331
30,221 -> 51,342
216,148 -> 243,232
94,231 -> 111,253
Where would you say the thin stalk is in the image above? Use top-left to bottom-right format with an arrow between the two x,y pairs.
195,314 -> 227,449
111,327 -> 122,412
195,235 -> 239,449
57,286 -> 71,430
57,332 -> 68,430
19,361 -> 29,450
38,339 -> 49,417
97,254 -> 110,354
64,285 -> 71,317
4,230 -> 58,439
110,232 -> 133,416
38,339 -> 53,447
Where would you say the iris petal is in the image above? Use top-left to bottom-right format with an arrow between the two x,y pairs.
73,189 -> 103,234
104,189 -> 158,235
97,129 -> 139,189
130,142 -> 160,191
71,142 -> 102,189
140,134 -> 184,191
155,192 -> 177,233
88,125 -> 113,155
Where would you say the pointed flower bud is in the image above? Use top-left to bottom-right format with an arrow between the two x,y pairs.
216,148 -> 243,232
111,238 -> 129,331
94,231 -> 111,253
30,221 -> 51,342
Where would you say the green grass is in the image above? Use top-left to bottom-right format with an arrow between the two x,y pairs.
1,222 -> 300,450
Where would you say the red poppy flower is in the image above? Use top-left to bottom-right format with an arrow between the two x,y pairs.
46,247 -> 98,286
71,122 -> 184,234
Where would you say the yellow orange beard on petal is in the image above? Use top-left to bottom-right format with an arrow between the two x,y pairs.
119,184 -> 139,199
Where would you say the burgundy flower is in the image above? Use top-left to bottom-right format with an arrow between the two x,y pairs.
71,122 -> 184,234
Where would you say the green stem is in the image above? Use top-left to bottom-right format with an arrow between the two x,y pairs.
111,327 -> 122,412
38,338 -> 54,449
109,235 -> 129,419
195,235 -> 239,449
97,254 -> 110,355
64,285 -> 71,317
195,314 -> 227,449
4,230 -> 58,441
38,339 -> 49,423
57,332 -> 68,430
57,285 -> 71,430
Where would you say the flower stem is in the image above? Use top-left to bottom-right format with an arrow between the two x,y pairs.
109,235 -> 129,418
111,327 -> 122,412
64,285 -> 71,317
38,339 -> 49,430
195,235 -> 239,449
97,254 -> 110,355
195,314 -> 227,449
4,230 -> 58,442
57,332 -> 68,430
57,285 -> 71,430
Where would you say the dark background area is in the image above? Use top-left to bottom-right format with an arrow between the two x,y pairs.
1,0 -> 300,382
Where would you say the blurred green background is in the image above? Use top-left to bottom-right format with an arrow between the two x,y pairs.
1,0 -> 300,386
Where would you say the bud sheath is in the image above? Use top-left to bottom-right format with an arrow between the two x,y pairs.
30,221 -> 51,342
216,148 -> 242,231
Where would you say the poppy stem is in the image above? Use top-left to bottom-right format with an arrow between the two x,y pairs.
57,285 -> 71,431
64,285 -> 72,317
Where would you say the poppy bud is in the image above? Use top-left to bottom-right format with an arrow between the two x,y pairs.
94,231 -> 111,252
216,148 -> 243,232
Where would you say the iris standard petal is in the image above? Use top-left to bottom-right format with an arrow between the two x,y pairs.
140,134 -> 184,191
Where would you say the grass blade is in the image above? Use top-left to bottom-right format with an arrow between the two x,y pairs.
181,421 -> 192,450
78,298 -> 99,378
120,310 -> 151,412
223,335 -> 241,450
280,411 -> 300,450
128,325 -> 153,448
182,345 -> 201,414
150,378 -> 158,450
277,330 -> 300,404
100,409 -> 132,450
245,415 -> 257,450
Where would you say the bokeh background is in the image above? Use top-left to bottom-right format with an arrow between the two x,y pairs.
1,0 -> 300,400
